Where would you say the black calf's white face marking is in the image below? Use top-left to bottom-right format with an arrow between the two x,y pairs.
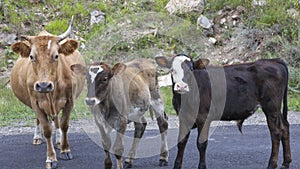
85,65 -> 106,106
171,55 -> 191,94
89,65 -> 104,83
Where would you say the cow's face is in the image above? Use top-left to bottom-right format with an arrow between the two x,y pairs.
155,54 -> 209,94
11,36 -> 78,93
71,62 -> 127,106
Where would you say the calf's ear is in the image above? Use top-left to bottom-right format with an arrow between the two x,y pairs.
194,58 -> 210,69
112,63 -> 127,76
155,56 -> 171,68
71,64 -> 87,75
11,42 -> 31,58
59,39 -> 78,56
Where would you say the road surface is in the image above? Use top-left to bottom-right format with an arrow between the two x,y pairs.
1,124 -> 299,169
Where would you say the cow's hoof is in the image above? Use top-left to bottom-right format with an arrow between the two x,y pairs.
32,138 -> 43,145
159,159 -> 168,166
124,161 -> 132,169
60,152 -> 73,160
46,161 -> 58,169
54,144 -> 61,150
280,165 -> 289,169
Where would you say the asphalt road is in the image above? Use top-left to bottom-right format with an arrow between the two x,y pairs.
1,124 -> 299,169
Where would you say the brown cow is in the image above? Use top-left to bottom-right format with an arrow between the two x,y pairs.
155,54 -> 291,169
10,17 -> 85,168
71,58 -> 169,169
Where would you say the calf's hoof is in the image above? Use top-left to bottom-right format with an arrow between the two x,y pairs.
159,159 -> 168,166
32,138 -> 43,145
280,165 -> 289,169
124,161 -> 132,169
60,152 -> 73,160
45,161 -> 58,169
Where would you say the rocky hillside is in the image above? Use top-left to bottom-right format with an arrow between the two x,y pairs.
0,0 -> 299,92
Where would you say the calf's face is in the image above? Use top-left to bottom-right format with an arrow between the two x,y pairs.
71,62 -> 127,106
155,54 -> 209,94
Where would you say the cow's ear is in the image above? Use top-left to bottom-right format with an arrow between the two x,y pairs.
194,58 -> 210,69
59,39 -> 78,56
155,56 -> 171,68
71,64 -> 87,75
112,63 -> 127,76
11,42 -> 31,58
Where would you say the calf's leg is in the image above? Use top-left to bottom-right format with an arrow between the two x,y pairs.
150,97 -> 169,166
156,112 -> 169,166
124,117 -> 147,168
280,115 -> 292,169
114,117 -> 127,169
174,123 -> 190,169
197,121 -> 210,169
263,110 -> 281,169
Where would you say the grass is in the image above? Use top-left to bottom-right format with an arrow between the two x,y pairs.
1,83 -> 299,127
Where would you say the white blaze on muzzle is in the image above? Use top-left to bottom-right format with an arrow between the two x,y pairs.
85,97 -> 101,106
172,55 -> 191,93
89,65 -> 104,83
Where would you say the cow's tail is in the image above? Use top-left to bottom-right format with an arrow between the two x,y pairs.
279,59 -> 289,122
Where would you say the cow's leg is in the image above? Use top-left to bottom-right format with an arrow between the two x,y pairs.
263,108 -> 281,169
174,123 -> 190,169
53,116 -> 61,146
156,112 -> 169,166
33,118 -> 43,145
196,121 -> 210,169
280,115 -> 292,169
124,117 -> 147,168
59,100 -> 73,160
151,97 -> 169,166
114,117 -> 127,169
96,120 -> 113,169
38,112 -> 57,168
32,103 -> 57,168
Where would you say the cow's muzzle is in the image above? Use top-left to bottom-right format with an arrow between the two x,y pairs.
85,97 -> 100,106
34,81 -> 54,93
174,82 -> 189,94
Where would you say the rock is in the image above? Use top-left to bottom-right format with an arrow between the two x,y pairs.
0,33 -> 17,47
165,0 -> 205,14
220,18 -> 226,25
287,8 -> 299,19
208,37 -> 217,44
90,10 -> 106,27
253,0 -> 266,6
0,67 -> 8,72
197,15 -> 213,29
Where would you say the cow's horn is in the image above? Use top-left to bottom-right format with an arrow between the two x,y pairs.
58,16 -> 74,41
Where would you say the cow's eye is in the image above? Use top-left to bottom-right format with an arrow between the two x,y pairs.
103,77 -> 108,81
29,55 -> 35,61
54,54 -> 59,61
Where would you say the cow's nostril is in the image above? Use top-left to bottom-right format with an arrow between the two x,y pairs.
35,82 -> 54,93
85,98 -> 96,105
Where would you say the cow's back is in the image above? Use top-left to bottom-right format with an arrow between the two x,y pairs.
221,58 -> 288,120
126,58 -> 158,92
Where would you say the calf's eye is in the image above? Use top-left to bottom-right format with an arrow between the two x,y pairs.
54,54 -> 59,60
